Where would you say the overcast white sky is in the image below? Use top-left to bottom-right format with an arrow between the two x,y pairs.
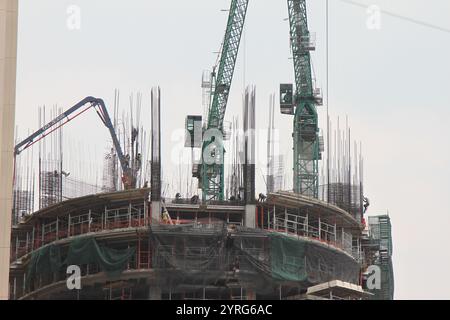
13,0 -> 450,299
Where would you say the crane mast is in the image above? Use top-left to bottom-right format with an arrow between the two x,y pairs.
286,0 -> 322,198
200,0 -> 249,201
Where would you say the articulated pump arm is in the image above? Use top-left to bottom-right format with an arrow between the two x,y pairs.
201,0 -> 249,201
15,97 -> 135,189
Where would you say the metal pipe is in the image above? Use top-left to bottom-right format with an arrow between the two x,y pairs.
56,217 -> 59,240
284,208 -> 288,234
31,227 -> 35,252
129,203 -> 132,227
318,217 -> 321,240
88,210 -> 92,233
68,214 -> 71,237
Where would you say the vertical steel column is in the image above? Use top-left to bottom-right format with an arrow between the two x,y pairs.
56,217 -> 59,240
88,210 -> 92,233
151,87 -> 162,223
31,227 -> 35,252
357,237 -> 361,261
261,207 -> 264,229
305,213 -> 309,236
137,234 -> 141,269
68,214 -> 71,237
13,277 -> 16,300
243,87 -> 256,204
128,203 -> 132,228
103,206 -> 106,230
25,232 -> 29,254
151,87 -> 161,201
334,223 -> 337,244
143,200 -> 147,226
243,87 -> 256,228
22,273 -> 26,296
284,208 -> 288,234
273,205 -> 276,230
14,236 -> 18,260
318,217 -> 321,240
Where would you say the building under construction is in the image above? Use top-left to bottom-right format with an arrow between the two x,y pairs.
7,85 -> 394,300
6,0 -> 394,300
8,188 -> 393,300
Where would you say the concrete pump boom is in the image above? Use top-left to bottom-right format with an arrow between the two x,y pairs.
14,96 -> 136,190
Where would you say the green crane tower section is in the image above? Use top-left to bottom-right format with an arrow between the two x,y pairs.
200,0 -> 249,201
282,0 -> 323,198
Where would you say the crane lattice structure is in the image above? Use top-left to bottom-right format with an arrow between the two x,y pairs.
286,0 -> 323,198
200,0 -> 249,201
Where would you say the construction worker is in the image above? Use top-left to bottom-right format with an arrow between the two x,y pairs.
131,127 -> 138,143
232,257 -> 240,276
135,153 -> 142,171
363,197 -> 370,214
191,195 -> 199,204
162,209 -> 170,223
258,193 -> 267,203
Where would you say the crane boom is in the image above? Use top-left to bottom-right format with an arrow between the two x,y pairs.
207,0 -> 249,131
287,0 -> 321,198
14,97 -> 136,189
201,0 -> 249,201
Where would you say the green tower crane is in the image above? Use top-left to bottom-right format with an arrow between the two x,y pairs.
281,0 -> 323,198
200,0 -> 250,201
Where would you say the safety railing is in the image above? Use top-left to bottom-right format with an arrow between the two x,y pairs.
11,203 -> 148,262
265,210 -> 360,260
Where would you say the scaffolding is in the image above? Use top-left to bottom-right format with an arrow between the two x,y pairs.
319,183 -> 363,220
39,169 -> 62,209
62,176 -> 104,200
12,189 -> 34,225
367,215 -> 394,300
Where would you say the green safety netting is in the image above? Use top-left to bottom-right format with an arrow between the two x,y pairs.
269,233 -> 308,282
149,224 -> 360,295
25,237 -> 135,288
25,224 -> 360,295
26,244 -> 61,287
65,237 -> 136,278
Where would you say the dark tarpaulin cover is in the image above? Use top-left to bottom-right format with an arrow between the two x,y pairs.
25,237 -> 135,288
65,237 -> 136,277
